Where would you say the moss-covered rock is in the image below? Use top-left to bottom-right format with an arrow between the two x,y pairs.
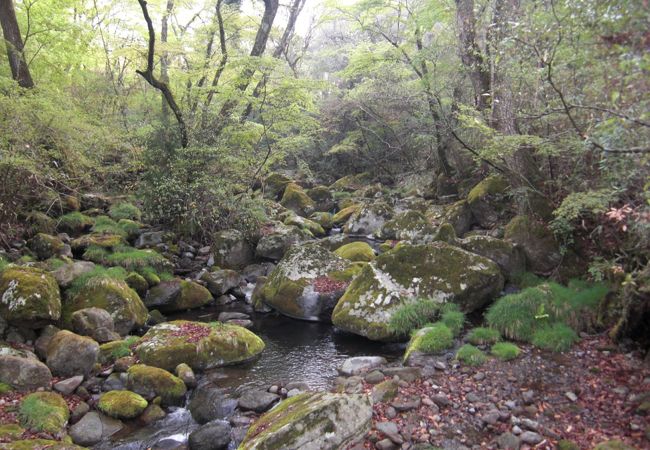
57,212 -> 94,235
71,233 -> 124,252
0,266 -> 61,328
466,174 -> 510,228
333,242 -> 375,262
259,244 -> 351,322
331,205 -> 360,226
63,277 -> 148,335
404,323 -> 454,361
28,233 -> 65,260
46,330 -> 99,377
309,212 -> 334,230
255,222 -> 312,261
2,439 -> 85,450
379,210 -> 435,241
125,272 -> 148,296
343,202 -> 394,236
212,229 -> 254,270
263,172 -> 292,200
126,364 -> 187,405
240,392 -> 372,450
504,215 -> 561,274
19,391 -> 69,434
330,173 -> 371,192
99,339 -> 134,364
97,390 -> 148,419
443,200 -> 473,236
280,183 -> 315,217
25,211 -> 57,235
134,320 -> 265,372
307,185 -> 335,212
432,222 -> 458,244
592,440 -> 636,450
460,235 -> 526,280
51,261 -> 96,289
0,344 -> 52,391
284,215 -> 326,237
332,242 -> 504,341
0,423 -> 25,441
144,279 -> 213,313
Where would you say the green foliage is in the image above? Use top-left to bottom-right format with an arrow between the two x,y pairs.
0,382 -> 12,393
57,212 -> 94,232
104,246 -> 170,271
441,309 -> 465,336
92,216 -> 140,238
532,323 -> 578,352
467,327 -> 501,345
490,342 -> 521,361
512,272 -> 544,289
486,287 -> 550,341
388,298 -> 444,336
551,189 -> 616,245
67,265 -> 128,297
109,202 -> 141,221
455,344 -> 487,367
110,342 -> 133,359
0,257 -> 8,273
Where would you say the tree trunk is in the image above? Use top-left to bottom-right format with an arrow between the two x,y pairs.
160,0 -> 174,125
455,0 -> 490,110
0,0 -> 34,88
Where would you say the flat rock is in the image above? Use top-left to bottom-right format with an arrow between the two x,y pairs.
376,421 -> 403,444
70,411 -> 122,446
520,431 -> 543,445
339,356 -> 387,376
238,390 -> 280,413
54,375 -> 84,395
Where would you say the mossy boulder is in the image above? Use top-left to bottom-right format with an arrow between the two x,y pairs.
258,244 -> 351,322
443,200 -> 473,236
330,173 -> 371,192
280,183 -> 315,217
334,242 -> 375,262
28,233 -> 65,260
404,324 -> 454,361
126,364 -> 187,405
0,266 -> 61,328
134,320 -> 265,372
309,212 -> 334,230
331,205 -> 360,226
51,261 -> 96,288
0,423 -> 25,441
144,279 -> 213,313
25,211 -> 57,235
284,215 -> 326,237
460,235 -> 526,280
46,330 -> 99,377
504,215 -> 561,274
0,344 -> 52,391
97,390 -> 148,419
71,307 -> 119,343
379,210 -> 435,241
2,440 -> 85,450
125,272 -> 148,296
307,185 -> 335,212
71,233 -> 124,252
343,202 -> 394,236
57,212 -> 94,235
332,242 -> 504,341
466,174 -> 510,228
99,339 -> 134,364
200,269 -> 242,297
256,222 -> 312,261
63,277 -> 148,335
592,441 -> 636,450
19,391 -> 69,434
263,172 -> 292,200
240,392 -> 372,450
212,229 -> 254,270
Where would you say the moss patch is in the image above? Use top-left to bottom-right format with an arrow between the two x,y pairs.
490,342 -> 521,360
455,344 -> 487,366
0,266 -> 61,327
334,242 -> 375,262
127,364 -> 187,405
98,390 -> 148,419
19,392 -> 69,434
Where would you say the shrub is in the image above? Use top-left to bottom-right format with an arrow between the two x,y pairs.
109,202 -> 141,221
467,327 -> 501,345
532,323 -> 578,352
490,342 -> 521,360
455,344 -> 487,366
441,309 -> 465,336
388,298 -> 444,336
486,287 -> 550,341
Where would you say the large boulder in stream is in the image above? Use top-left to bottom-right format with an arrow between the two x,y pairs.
332,242 -> 504,341
343,202 -> 394,236
0,266 -> 61,328
256,222 -> 312,261
144,279 -> 213,313
212,229 -> 254,270
239,392 -> 372,450
134,320 -> 264,372
378,210 -> 435,241
280,183 -> 315,217
258,243 -> 354,322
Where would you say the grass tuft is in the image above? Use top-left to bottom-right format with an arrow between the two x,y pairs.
388,298 -> 444,336
490,342 -> 521,360
67,265 -> 128,297
455,344 -> 487,366
531,323 -> 578,352
467,327 -> 501,345
109,202 -> 141,221
441,308 -> 465,336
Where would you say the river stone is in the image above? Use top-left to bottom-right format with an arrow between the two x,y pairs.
188,419 -> 231,450
97,390 -> 148,419
280,183 -> 315,217
69,411 -> 123,446
238,390 -> 280,413
212,229 -> 254,270
343,202 -> 394,236
258,243 -> 351,322
71,307 -> 118,343
63,277 -> 148,335
189,385 -> 238,424
201,269 -> 242,297
332,242 -> 504,341
46,330 -> 99,377
144,279 -> 213,313
126,364 -> 187,405
0,344 -> 52,391
255,222 -> 311,261
460,235 -> 526,280
51,261 -> 96,288
239,392 -> 372,450
34,324 -> 60,359
54,375 -> 84,395
339,356 -> 387,376
0,266 -> 61,328
134,320 -> 265,372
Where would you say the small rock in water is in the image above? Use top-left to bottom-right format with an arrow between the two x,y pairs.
339,356 -> 387,376
238,390 -> 280,413
217,312 -> 250,322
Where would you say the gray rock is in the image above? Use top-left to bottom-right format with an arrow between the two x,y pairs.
482,411 -> 500,426
70,411 -> 123,446
431,394 -> 451,407
376,438 -> 398,450
0,345 -> 52,391
339,356 -> 387,376
202,270 -> 243,297
519,431 -> 543,445
189,386 -> 238,424
54,375 -> 84,395
497,432 -> 520,449
71,307 -> 116,342
375,421 -> 403,444
189,419 -> 231,450
391,396 -> 421,412
212,230 -> 254,270
381,367 -> 421,382
70,401 -> 90,423
135,231 -> 166,249
46,330 -> 99,377
238,390 -> 280,413
364,370 -> 385,384
565,391 -> 578,402
52,261 -> 95,288
217,312 -> 249,322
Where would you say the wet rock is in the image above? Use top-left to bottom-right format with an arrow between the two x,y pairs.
70,411 -> 123,446
201,270 -> 243,297
189,385 -> 238,424
46,330 -> 99,377
189,419 -> 231,450
127,364 -> 187,406
140,404 -> 166,425
339,356 -> 387,376
238,390 -> 280,413
175,363 -> 197,388
217,312 -> 249,322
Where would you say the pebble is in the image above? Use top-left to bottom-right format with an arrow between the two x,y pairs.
512,425 -> 522,435
386,406 -> 397,419
520,431 -> 543,445
375,421 -> 403,444
565,391 -> 578,402
268,385 -> 279,394
481,411 -> 500,426
434,361 -> 447,371
521,390 -> 535,403
375,438 -> 397,450
466,392 -> 481,403
431,394 -> 451,407
473,372 -> 486,382
504,400 -> 517,409
521,418 -> 539,431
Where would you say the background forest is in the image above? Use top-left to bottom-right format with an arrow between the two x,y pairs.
0,0 -> 648,314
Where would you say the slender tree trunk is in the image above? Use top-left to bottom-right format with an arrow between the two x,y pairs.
455,0 -> 490,110
200,0 -> 228,129
160,0 -> 174,125
0,0 -> 34,88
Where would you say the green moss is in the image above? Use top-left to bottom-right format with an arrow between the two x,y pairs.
404,322 -> 454,360
466,327 -> 501,345
334,242 -> 375,262
92,216 -> 142,239
284,215 -> 325,236
0,256 -> 8,273
280,183 -> 315,215
0,423 -> 25,440
309,212 -> 334,230
98,390 -> 148,419
332,205 -> 360,225
490,342 -> 521,360
512,271 -> 545,288
27,233 -> 64,260
0,382 -> 13,393
127,364 -> 187,405
138,267 -> 163,286
19,392 -> 69,434
531,323 -> 578,352
3,439 -> 86,449
57,212 -> 94,234
380,210 -> 432,240
441,308 -> 465,336
592,440 -> 636,450
125,272 -> 148,296
109,202 -> 142,221
467,174 -> 508,205
100,339 -> 133,363
557,440 -> 580,450
0,266 -> 62,326
105,245 -> 171,271
455,344 -> 487,366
